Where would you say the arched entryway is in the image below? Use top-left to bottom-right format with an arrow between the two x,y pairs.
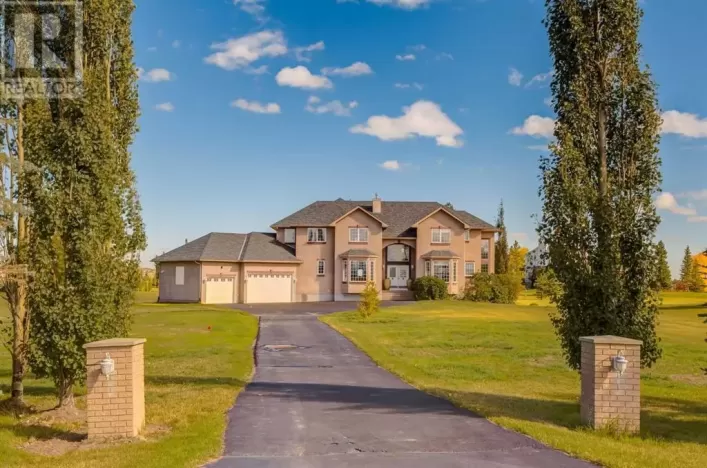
384,243 -> 415,289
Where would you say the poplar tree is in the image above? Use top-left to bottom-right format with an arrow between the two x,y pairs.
494,201 -> 509,274
25,0 -> 145,407
539,0 -> 662,369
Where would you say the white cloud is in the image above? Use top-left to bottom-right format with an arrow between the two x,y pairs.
155,102 -> 175,112
394,82 -> 423,90
679,189 -> 707,201
410,44 -> 426,51
233,0 -> 267,21
351,100 -> 464,148
306,96 -> 358,116
511,115 -> 556,139
661,110 -> 707,138
396,54 -> 416,61
380,160 -> 402,171
687,216 -> 707,223
244,65 -> 269,75
294,40 -> 325,62
655,192 -> 697,216
525,70 -> 553,88
231,98 -> 281,114
321,61 -> 373,77
276,66 -> 333,90
508,67 -> 523,87
140,68 -> 173,82
205,30 -> 287,71
172,40 -> 181,48
436,52 -> 454,61
344,0 -> 431,9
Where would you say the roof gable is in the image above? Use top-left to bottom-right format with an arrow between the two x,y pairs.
412,207 -> 470,229
330,206 -> 388,227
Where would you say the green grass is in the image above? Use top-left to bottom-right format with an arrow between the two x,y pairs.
0,291 -> 258,468
322,291 -> 707,468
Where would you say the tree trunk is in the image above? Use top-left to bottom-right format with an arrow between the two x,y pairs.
58,378 -> 75,408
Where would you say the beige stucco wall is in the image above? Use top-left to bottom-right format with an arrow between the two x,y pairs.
200,262 -> 240,303
294,227 -> 335,301
416,210 -> 466,295
334,210 -> 383,299
158,262 -> 201,303
242,262 -> 299,303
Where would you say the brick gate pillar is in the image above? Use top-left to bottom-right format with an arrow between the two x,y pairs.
84,338 -> 146,439
580,335 -> 642,433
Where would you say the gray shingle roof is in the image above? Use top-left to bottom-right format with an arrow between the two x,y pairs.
339,249 -> 378,258
240,233 -> 300,263
421,250 -> 461,259
271,200 -> 497,238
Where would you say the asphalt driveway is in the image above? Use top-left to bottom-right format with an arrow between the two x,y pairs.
235,301 -> 412,316
208,315 -> 593,468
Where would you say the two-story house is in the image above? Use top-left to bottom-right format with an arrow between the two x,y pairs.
153,197 -> 498,304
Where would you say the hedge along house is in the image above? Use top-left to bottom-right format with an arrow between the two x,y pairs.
153,197 -> 498,304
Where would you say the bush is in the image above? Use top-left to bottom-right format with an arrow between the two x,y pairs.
357,281 -> 380,319
411,276 -> 448,300
535,268 -> 563,303
463,273 -> 522,304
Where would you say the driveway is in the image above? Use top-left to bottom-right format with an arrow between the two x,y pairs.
235,301 -> 413,317
208,315 -> 593,468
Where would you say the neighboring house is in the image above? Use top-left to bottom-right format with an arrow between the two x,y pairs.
153,196 -> 498,304
524,243 -> 548,286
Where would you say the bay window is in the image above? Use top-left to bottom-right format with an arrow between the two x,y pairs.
431,228 -> 451,244
433,261 -> 450,283
349,260 -> 368,282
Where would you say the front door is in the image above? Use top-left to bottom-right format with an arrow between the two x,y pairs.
387,265 -> 410,289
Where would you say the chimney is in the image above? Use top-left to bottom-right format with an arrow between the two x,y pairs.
372,193 -> 382,214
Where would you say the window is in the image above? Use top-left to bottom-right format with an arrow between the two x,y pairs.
317,260 -> 326,276
452,260 -> 458,283
307,227 -> 326,243
370,260 -> 375,282
175,266 -> 184,285
349,227 -> 369,243
481,264 -> 489,273
342,260 -> 348,282
464,230 -> 470,241
433,261 -> 450,283
465,262 -> 476,277
431,228 -> 451,244
350,260 -> 367,282
284,228 -> 296,243
481,239 -> 490,259
386,244 -> 410,262
425,260 -> 431,276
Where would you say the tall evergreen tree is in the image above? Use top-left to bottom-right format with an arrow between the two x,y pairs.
680,246 -> 693,284
494,201 -> 509,274
654,241 -> 672,290
539,0 -> 662,369
24,0 -> 145,407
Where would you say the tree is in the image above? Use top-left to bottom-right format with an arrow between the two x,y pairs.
654,241 -> 672,290
357,281 -> 380,319
539,0 -> 663,369
444,202 -> 454,210
508,241 -> 528,278
494,201 -> 509,274
535,268 -> 563,303
690,258 -> 705,292
680,246 -> 693,284
25,0 -> 146,407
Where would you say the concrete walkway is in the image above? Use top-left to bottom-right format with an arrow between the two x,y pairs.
208,314 -> 593,468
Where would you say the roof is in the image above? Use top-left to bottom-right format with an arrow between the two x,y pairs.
339,249 -> 378,258
421,250 -> 461,259
152,232 -> 299,264
271,199 -> 497,238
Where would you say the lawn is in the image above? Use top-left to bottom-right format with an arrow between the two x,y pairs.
322,291 -> 707,468
0,291 -> 258,468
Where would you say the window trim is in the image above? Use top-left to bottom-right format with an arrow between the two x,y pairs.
307,227 -> 327,243
348,227 -> 369,243
317,259 -> 326,276
431,227 -> 451,244
481,239 -> 490,260
175,266 -> 185,286
432,260 -> 451,283
465,261 -> 476,277
284,228 -> 296,243
349,259 -> 368,283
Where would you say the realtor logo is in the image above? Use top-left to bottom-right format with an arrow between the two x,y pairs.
0,0 -> 83,100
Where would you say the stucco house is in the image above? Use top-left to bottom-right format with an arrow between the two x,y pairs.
153,197 -> 498,304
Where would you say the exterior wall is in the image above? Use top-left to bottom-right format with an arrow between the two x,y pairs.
482,231 -> 496,274
294,227 -> 335,301
200,262 -> 240,303
334,210 -> 383,300
157,262 -> 201,303
242,262 -> 298,303
416,210 -> 466,295
462,230 -> 483,289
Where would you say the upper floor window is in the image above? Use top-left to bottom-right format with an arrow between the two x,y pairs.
431,228 -> 451,244
387,244 -> 410,262
464,230 -> 470,241
284,228 -> 296,243
307,227 -> 326,243
481,239 -> 490,259
317,260 -> 326,276
349,227 -> 369,243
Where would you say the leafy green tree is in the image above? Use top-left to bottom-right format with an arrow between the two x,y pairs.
508,241 -> 528,278
690,259 -> 705,292
539,0 -> 662,369
535,268 -> 563,303
654,241 -> 672,290
24,0 -> 146,407
357,281 -> 380,319
494,201 -> 509,274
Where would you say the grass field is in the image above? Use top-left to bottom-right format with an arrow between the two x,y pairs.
0,291 -> 258,468
322,291 -> 707,468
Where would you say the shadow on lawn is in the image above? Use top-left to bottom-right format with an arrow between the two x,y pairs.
0,421 -> 84,442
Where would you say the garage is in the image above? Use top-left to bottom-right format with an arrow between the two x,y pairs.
246,273 -> 293,303
205,276 -> 236,304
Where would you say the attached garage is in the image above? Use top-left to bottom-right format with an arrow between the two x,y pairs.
204,276 -> 237,304
246,273 -> 293,304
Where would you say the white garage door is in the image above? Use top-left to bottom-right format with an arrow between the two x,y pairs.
246,273 -> 292,304
205,276 -> 236,304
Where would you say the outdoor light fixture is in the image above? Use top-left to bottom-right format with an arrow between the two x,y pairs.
612,351 -> 628,375
100,353 -> 115,380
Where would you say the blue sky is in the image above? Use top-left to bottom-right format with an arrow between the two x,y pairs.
132,0 -> 707,275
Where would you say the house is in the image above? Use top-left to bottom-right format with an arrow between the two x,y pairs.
153,196 -> 498,304
524,243 -> 548,286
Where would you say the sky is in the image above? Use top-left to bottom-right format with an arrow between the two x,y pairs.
132,0 -> 707,276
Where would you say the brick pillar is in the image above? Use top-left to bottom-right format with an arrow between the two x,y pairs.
84,338 -> 146,439
580,336 -> 642,433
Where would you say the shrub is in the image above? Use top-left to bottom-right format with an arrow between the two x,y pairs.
411,276 -> 448,300
463,272 -> 493,301
535,268 -> 563,303
463,273 -> 522,304
357,281 -> 380,319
